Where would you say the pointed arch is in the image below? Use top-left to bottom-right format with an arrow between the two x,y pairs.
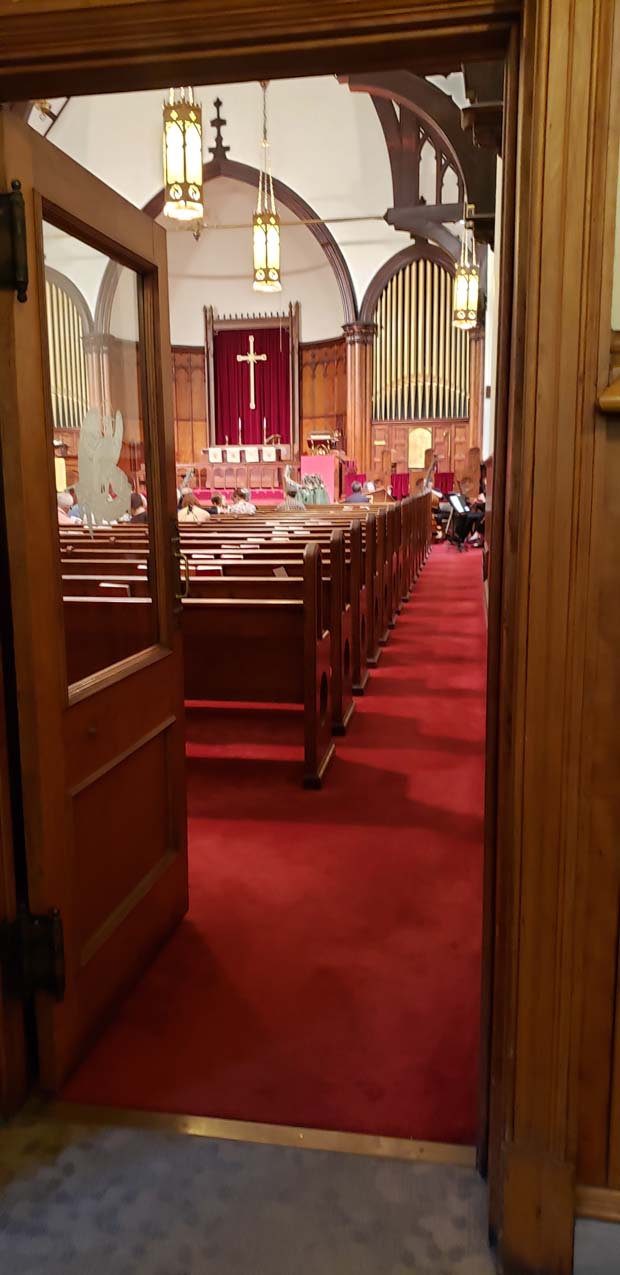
95,156 -> 357,333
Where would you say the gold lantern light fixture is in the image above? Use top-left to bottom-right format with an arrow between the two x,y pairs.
453,203 -> 479,330
163,87 -> 204,224
253,81 -> 282,292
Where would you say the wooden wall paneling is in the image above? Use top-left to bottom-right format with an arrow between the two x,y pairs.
371,419 -> 469,478
172,348 -> 192,463
171,346 -> 208,466
469,328 -> 485,453
301,337 -> 346,453
106,335 -> 143,482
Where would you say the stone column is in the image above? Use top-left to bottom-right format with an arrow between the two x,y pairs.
343,321 -> 375,475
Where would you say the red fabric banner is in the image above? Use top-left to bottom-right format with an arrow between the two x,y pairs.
214,327 -> 291,444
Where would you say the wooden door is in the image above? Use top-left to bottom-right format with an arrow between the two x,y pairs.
0,113 -> 187,1090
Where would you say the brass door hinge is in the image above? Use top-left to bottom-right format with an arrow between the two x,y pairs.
0,179 -> 28,302
0,907 -> 65,1001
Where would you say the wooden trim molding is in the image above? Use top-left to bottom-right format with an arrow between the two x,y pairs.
575,1186 -> 620,1223
0,4 -> 514,99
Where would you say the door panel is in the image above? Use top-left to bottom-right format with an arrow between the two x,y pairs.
42,219 -> 161,682
0,113 -> 187,1088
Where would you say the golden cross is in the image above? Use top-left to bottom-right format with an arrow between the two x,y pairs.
236,335 -> 267,410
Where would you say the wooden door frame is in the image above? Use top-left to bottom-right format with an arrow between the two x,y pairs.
0,3 -> 619,1273
0,487 -> 29,1116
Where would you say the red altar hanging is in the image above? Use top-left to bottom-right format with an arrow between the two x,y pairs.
214,327 -> 291,445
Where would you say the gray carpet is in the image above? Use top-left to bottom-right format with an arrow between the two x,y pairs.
0,1118 -> 496,1274
574,1219 -> 620,1275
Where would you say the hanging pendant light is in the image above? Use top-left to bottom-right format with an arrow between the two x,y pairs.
453,203 -> 479,330
162,87 -> 204,223
253,81 -> 282,292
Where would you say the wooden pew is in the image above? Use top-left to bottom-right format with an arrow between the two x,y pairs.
58,497 -> 434,722
181,520 -> 369,697
182,541 -> 334,788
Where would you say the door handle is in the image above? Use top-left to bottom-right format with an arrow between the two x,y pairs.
171,532 -> 190,601
177,551 -> 190,599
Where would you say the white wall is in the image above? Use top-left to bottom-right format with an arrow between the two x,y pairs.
42,221 -> 107,321
43,76 -> 413,323
161,177 -> 346,343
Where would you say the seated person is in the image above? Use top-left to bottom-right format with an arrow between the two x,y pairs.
130,492 -> 148,524
346,480 -> 370,505
454,489 -> 485,548
205,492 -> 225,515
178,492 -> 210,523
229,487 -> 257,515
57,491 -> 81,525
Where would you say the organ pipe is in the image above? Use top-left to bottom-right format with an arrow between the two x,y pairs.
372,258 -> 470,422
45,276 -> 89,431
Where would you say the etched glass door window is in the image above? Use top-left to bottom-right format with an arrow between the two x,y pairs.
43,220 -> 157,687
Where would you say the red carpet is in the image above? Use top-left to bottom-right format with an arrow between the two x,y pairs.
62,544 -> 486,1143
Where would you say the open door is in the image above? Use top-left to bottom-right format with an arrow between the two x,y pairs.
0,113 -> 187,1091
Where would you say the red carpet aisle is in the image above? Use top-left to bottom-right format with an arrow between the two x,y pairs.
62,544 -> 487,1143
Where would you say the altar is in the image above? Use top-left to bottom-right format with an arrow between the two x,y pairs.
190,446 -> 297,498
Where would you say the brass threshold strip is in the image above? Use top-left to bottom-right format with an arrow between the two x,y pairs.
23,1099 -> 476,1167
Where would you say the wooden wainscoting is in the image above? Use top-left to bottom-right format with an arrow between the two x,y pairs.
171,346 -> 208,467
300,337 -> 346,453
371,419 -> 473,480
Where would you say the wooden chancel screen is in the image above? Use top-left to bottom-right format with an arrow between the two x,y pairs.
371,254 -> 479,482
205,304 -> 300,453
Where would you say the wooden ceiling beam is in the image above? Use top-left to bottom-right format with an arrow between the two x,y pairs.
0,1 -> 514,100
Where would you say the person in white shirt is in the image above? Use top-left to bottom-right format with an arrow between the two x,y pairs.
178,492 -> 210,523
229,487 -> 257,515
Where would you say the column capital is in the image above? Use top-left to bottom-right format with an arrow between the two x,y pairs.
343,321 -> 376,346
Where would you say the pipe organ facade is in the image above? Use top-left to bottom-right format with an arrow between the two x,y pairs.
45,273 -> 90,432
372,257 -> 470,423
